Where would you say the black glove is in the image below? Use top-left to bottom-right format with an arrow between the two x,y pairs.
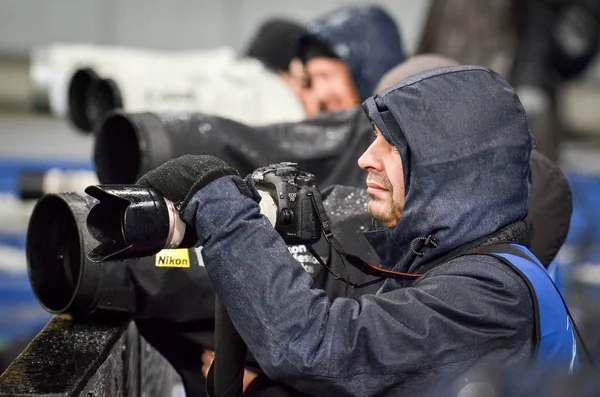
136,154 -> 239,214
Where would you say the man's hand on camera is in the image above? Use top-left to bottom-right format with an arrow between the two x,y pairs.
136,154 -> 240,215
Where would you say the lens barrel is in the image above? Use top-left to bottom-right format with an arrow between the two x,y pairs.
85,185 -> 197,262
94,112 -> 259,185
67,68 -> 101,133
19,169 -> 98,200
26,193 -> 135,317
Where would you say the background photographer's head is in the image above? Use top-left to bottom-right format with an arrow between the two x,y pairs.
300,37 -> 360,113
298,5 -> 405,115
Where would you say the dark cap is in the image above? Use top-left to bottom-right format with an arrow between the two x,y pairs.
244,18 -> 306,72
298,35 -> 339,63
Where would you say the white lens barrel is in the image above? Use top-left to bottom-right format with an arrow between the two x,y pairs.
42,169 -> 99,194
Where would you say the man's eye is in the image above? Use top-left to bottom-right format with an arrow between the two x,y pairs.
371,126 -> 378,140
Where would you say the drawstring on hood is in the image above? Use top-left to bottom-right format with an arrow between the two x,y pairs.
362,66 -> 533,275
410,235 -> 438,257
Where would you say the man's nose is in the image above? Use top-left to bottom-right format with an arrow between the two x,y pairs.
312,84 -> 331,106
358,143 -> 382,171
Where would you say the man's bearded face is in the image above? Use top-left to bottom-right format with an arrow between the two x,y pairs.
357,125 -> 405,227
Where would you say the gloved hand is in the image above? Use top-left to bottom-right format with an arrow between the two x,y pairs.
136,154 -> 240,215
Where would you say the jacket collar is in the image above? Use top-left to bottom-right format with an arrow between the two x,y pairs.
365,220 -> 534,275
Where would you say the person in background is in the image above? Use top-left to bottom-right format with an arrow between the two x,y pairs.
417,0 -> 600,162
297,5 -> 405,116
511,0 -> 600,162
242,18 -> 319,118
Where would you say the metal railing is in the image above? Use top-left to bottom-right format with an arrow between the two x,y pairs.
0,315 -> 178,397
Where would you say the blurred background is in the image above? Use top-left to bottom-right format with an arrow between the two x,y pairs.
0,0 -> 599,378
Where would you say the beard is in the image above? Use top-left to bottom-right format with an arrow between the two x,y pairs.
366,172 -> 402,227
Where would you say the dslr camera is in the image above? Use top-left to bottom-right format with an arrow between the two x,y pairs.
251,162 -> 321,245
85,162 -> 323,262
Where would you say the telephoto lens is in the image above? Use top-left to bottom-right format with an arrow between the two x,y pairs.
26,192 -> 215,323
85,78 -> 122,130
93,109 -> 370,189
19,168 -> 98,200
83,179 -> 286,263
85,185 -> 198,262
26,193 -> 135,318
68,67 -> 102,132
85,75 -> 202,131
94,111 -> 256,184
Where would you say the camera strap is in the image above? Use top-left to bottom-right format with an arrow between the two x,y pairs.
308,191 -> 421,282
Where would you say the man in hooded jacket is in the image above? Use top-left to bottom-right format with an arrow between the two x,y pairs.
131,57 -> 571,397
125,55 -> 572,396
136,66 -> 577,396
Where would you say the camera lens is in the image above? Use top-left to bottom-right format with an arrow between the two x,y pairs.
27,194 -> 84,313
94,113 -> 141,184
26,193 -> 111,316
86,78 -> 123,130
85,185 -> 198,262
26,193 -> 142,318
68,68 -> 100,133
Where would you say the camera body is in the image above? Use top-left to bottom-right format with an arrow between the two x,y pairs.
252,162 -> 321,245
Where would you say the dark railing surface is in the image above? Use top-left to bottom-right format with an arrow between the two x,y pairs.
0,315 -> 178,397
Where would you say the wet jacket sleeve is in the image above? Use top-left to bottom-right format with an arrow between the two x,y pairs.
182,177 -> 534,396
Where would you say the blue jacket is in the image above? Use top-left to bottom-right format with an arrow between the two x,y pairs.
299,5 -> 405,100
182,67 -> 562,396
